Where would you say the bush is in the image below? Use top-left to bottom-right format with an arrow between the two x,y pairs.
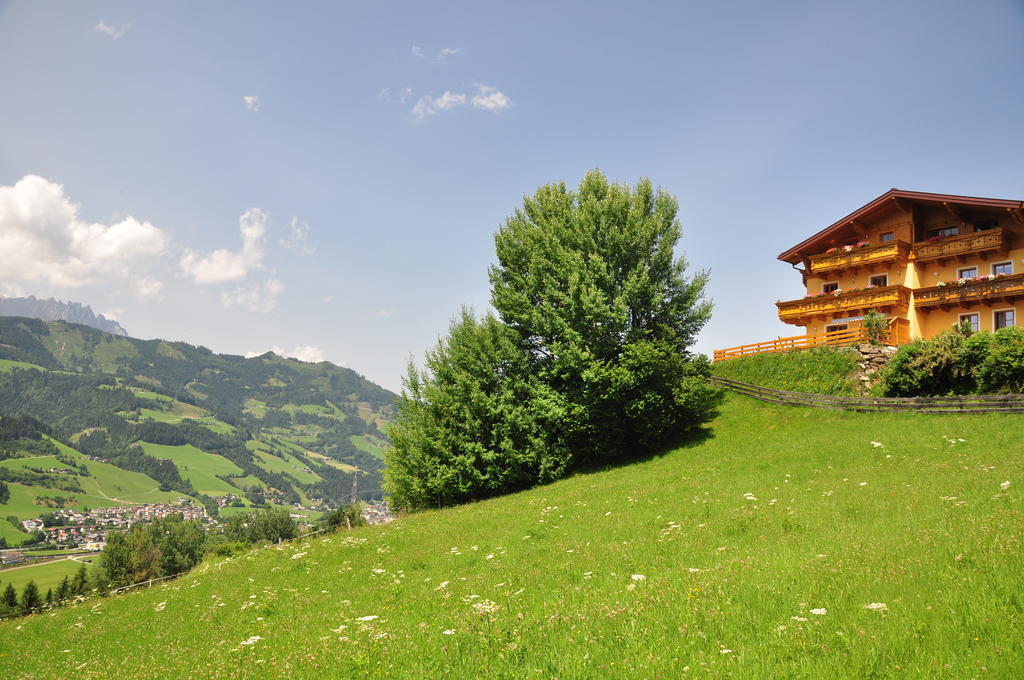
881,325 -> 976,396
976,326 -> 1024,393
882,324 -> 1024,396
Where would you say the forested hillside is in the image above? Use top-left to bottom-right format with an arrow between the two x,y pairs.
0,317 -> 396,543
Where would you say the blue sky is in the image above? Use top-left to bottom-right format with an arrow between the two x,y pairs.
1,1 -> 1023,392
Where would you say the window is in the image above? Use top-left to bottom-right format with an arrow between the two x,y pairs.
927,226 -> 959,239
825,324 -> 848,334
822,282 -> 839,293
992,261 -> 1013,276
869,274 -> 888,288
879,231 -> 895,242
973,219 -> 999,231
995,309 -> 1015,329
958,266 -> 978,279
959,313 -> 980,332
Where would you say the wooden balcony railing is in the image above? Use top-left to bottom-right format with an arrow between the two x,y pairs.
713,318 -> 911,361
915,272 -> 1024,309
912,228 -> 1010,264
808,240 -> 910,274
777,285 -> 911,323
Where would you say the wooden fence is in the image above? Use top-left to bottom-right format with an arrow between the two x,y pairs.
708,376 -> 1024,414
713,319 -> 911,362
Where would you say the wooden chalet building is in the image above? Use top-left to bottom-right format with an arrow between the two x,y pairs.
777,189 -> 1024,343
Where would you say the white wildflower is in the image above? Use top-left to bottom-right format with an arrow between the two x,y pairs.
471,599 -> 499,615
864,602 -> 888,611
791,616 -> 807,622
1000,480 -> 1011,490
356,615 -> 379,621
720,648 -> 733,654
291,552 -> 307,559
155,601 -> 167,612
239,635 -> 262,646
630,574 -> 646,581
859,482 -> 867,486
442,629 -> 454,635
870,441 -> 883,448
434,581 -> 449,591
743,493 -> 757,501
810,608 -> 827,615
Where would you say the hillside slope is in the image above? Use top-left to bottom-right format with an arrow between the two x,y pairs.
0,317 -> 397,534
2,393 -> 1021,678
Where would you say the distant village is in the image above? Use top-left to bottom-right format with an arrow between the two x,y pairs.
2,497 -> 394,565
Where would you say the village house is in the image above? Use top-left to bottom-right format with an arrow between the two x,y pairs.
777,189 -> 1024,339
716,190 -> 1024,360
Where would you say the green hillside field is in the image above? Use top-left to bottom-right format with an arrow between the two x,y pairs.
2,392 -> 1021,678
0,557 -> 96,595
0,440 -> 184,533
137,443 -> 243,497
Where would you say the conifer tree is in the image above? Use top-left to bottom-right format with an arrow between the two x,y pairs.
19,580 -> 41,614
2,582 -> 16,609
56,575 -> 71,603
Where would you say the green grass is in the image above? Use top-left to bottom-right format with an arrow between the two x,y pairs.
131,389 -> 173,402
0,358 -> 45,372
123,399 -> 236,435
0,557 -> 96,595
249,448 -> 321,485
138,443 -> 243,496
0,515 -> 31,545
713,346 -> 860,395
350,434 -> 387,460
2,393 -> 1022,678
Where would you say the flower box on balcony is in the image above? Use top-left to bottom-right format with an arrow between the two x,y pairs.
808,241 -> 910,274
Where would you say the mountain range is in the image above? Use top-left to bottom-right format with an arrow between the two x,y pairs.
0,296 -> 127,336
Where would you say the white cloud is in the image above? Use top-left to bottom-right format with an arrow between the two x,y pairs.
180,207 -> 267,284
323,295 -> 334,304
471,85 -> 512,112
242,96 -> 261,112
378,88 -> 392,101
411,45 -> 425,59
220,277 -> 283,313
135,277 -> 164,299
280,217 -> 314,256
288,345 -> 326,363
400,88 -> 412,104
93,21 -> 128,40
245,345 -> 326,363
375,309 -> 394,317
437,47 -> 461,61
0,175 -> 168,288
410,85 -> 511,120
411,91 -> 468,120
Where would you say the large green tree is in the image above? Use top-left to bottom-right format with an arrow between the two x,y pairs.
490,170 -> 716,460
386,171 -> 717,511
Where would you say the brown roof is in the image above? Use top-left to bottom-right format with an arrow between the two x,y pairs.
778,189 -> 1024,264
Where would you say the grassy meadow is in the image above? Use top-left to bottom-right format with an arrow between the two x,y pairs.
0,557 -> 96,595
137,443 -> 243,497
712,346 -> 860,395
1,392 -> 1021,678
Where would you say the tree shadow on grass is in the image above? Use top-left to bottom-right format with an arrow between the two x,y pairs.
571,425 -> 718,478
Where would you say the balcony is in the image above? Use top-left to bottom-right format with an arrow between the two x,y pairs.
914,272 -> 1024,310
912,228 -> 1010,265
808,240 -> 910,274
777,285 -> 911,324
